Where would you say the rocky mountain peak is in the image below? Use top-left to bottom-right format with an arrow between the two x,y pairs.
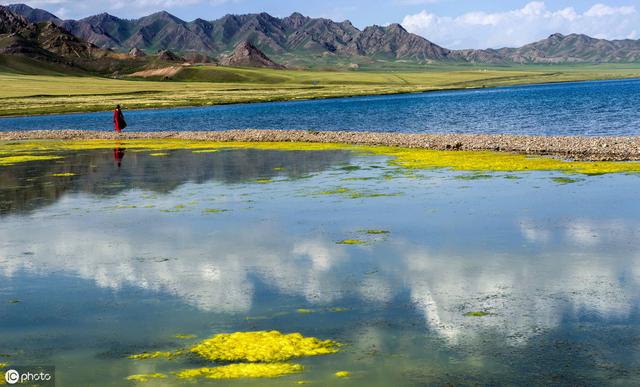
219,40 -> 283,68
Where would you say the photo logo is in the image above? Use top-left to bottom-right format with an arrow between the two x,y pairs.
4,369 -> 19,384
3,367 -> 55,386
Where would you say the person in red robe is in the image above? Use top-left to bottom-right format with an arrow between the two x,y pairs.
113,105 -> 127,133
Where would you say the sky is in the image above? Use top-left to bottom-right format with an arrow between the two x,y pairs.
4,0 -> 640,49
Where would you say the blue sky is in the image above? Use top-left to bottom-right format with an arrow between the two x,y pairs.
5,1 -> 640,49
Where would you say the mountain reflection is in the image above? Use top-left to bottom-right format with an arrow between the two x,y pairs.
0,148 -> 352,215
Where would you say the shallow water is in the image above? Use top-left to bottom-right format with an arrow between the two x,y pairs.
1,147 -> 640,386
2,78 -> 640,135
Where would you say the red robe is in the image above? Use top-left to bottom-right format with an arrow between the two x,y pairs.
114,109 -> 126,132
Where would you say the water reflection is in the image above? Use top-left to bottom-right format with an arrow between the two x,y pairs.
1,149 -> 639,385
0,148 -> 352,215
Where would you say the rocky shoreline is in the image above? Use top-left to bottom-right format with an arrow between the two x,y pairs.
1,130 -> 639,161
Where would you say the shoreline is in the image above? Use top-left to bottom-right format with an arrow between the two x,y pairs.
2,76 -> 640,119
2,130 -> 639,162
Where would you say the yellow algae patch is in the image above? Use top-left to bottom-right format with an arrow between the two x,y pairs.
3,139 -> 638,174
378,147 -> 640,175
175,363 -> 303,380
192,149 -> 219,153
0,154 -> 62,166
335,371 -> 351,378
52,172 -> 76,177
0,364 -> 6,368
296,308 -> 314,314
126,373 -> 167,383
128,351 -> 179,360
337,239 -> 366,245
149,153 -> 169,157
190,331 -> 340,362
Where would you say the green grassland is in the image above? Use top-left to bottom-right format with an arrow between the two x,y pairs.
2,63 -> 640,117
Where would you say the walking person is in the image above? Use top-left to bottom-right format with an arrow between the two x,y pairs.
113,105 -> 127,133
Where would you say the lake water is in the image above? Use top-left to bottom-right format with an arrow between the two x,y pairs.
2,78 -> 640,135
1,146 -> 640,385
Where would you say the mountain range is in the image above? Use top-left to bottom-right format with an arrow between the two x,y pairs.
5,3 -> 640,67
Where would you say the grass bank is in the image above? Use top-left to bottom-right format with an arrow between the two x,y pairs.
2,64 -> 640,117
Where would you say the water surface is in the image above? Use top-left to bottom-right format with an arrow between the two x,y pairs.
2,78 -> 640,135
1,147 -> 640,385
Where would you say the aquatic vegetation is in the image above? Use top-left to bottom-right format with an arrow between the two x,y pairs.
175,363 -> 303,379
189,331 -> 340,362
296,309 -> 314,314
115,205 -> 137,209
273,167 -> 286,171
192,149 -> 219,153
128,351 -> 179,360
0,154 -> 62,166
465,311 -> 492,317
149,153 -> 169,157
337,239 -> 366,245
552,177 -> 583,184
335,371 -> 351,378
454,173 -> 493,180
349,192 -> 402,199
126,373 -> 167,383
329,307 -> 348,313
203,208 -> 228,214
320,187 -> 350,195
7,300 -> 20,304
174,334 -> 197,340
256,179 -> 273,184
174,204 -> 185,209
339,165 -> 361,171
364,230 -> 390,235
52,172 -> 76,177
3,139 -> 639,175
0,363 -> 6,368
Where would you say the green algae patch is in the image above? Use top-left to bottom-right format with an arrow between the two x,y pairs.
335,371 -> 351,378
552,177 -> 583,184
329,307 -> 348,313
465,311 -> 492,317
349,192 -> 402,199
454,173 -> 493,180
52,172 -> 76,177
149,153 -> 169,157
0,363 -> 6,368
339,165 -> 361,171
296,308 -> 314,314
364,230 -> 390,235
126,373 -> 167,383
337,239 -> 366,245
0,154 -> 62,166
128,351 -> 180,360
320,188 -> 350,195
175,334 -> 197,340
203,208 -> 228,214
190,331 -> 340,363
175,363 -> 303,380
256,179 -> 274,184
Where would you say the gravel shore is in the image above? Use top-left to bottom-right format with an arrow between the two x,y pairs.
1,130 -> 640,161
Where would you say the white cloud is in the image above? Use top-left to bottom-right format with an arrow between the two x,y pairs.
402,2 -> 640,49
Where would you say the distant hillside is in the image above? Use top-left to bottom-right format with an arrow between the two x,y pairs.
6,3 -> 640,66
0,6 -> 186,75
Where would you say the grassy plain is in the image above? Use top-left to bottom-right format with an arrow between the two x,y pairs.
2,64 -> 640,116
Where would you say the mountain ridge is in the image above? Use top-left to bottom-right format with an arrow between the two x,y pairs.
5,3 -> 640,66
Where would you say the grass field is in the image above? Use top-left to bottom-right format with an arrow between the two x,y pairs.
2,64 -> 640,117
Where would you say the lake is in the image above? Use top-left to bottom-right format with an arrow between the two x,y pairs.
1,145 -> 639,385
2,78 -> 640,136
